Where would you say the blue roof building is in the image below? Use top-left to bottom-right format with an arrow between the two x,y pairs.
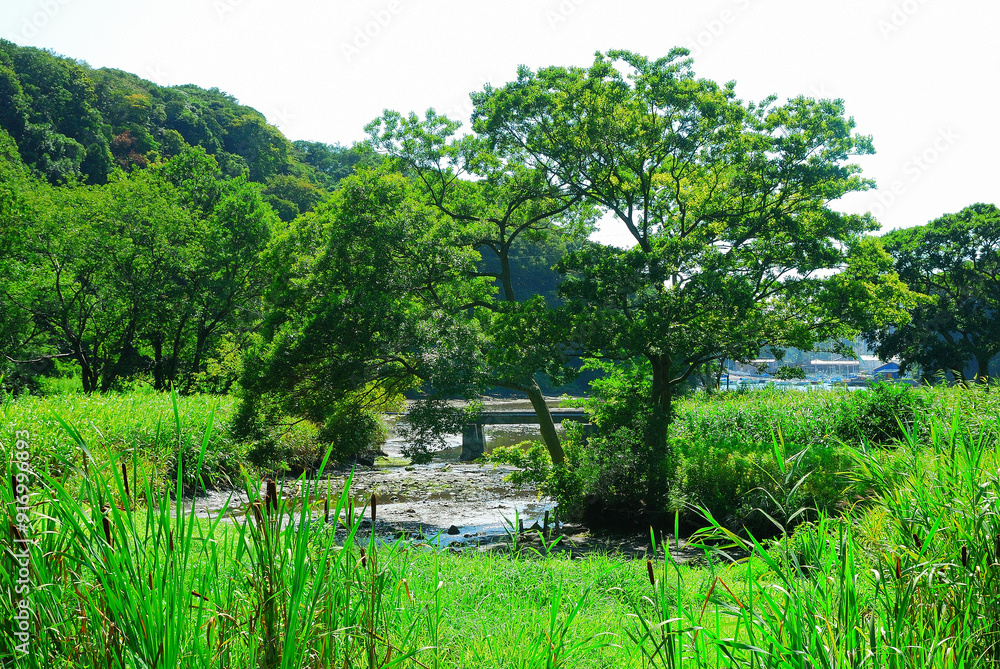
872,362 -> 900,379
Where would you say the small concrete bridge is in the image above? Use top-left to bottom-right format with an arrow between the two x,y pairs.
459,411 -> 588,461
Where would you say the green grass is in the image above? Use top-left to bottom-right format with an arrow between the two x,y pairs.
2,385 -> 999,667
0,390 -> 243,491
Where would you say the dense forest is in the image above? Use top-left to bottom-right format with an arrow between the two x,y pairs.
0,41 -> 580,398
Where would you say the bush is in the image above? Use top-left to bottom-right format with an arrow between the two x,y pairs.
832,382 -> 927,444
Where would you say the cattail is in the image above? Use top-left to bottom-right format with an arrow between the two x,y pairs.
102,507 -> 113,548
10,473 -> 17,501
371,494 -> 377,524
168,530 -> 174,553
207,618 -> 215,647
961,546 -> 969,568
148,573 -> 153,590
402,578 -> 412,602
647,559 -> 656,586
265,479 -> 278,514
360,547 -> 367,568
251,503 -> 264,528
913,533 -> 922,550
544,510 -> 549,534
324,497 -> 330,524
121,462 -> 130,502
895,556 -> 902,580
995,534 -> 1000,563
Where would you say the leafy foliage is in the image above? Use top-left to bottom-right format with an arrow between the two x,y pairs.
473,48 -> 919,519
0,142 -> 277,393
235,166 -> 487,469
0,40 -> 341,196
868,203 -> 1000,381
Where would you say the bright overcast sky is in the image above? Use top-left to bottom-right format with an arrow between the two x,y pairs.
2,0 -> 997,247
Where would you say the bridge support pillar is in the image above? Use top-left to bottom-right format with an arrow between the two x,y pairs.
460,423 -> 485,461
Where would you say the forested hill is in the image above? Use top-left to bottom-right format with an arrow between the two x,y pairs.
0,39 -> 363,221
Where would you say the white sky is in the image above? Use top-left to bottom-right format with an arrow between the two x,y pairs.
2,0 -> 997,247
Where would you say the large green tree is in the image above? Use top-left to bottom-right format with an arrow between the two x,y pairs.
235,165 -> 489,464
472,49 -> 916,507
867,203 -> 1000,382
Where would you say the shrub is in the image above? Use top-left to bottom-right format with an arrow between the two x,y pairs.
832,381 -> 926,444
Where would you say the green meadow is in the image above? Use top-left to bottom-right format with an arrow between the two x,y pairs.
2,384 -> 1000,667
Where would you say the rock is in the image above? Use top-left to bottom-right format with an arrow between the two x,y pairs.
447,525 -> 461,535
405,466 -> 415,471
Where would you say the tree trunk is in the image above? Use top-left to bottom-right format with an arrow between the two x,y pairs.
76,344 -> 99,394
523,379 -> 565,465
645,354 -> 674,516
974,352 -> 992,383
151,337 -> 165,391
499,251 -> 516,303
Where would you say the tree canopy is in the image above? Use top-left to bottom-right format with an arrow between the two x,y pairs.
0,137 -> 278,393
234,165 -> 489,463
867,203 -> 1000,381
0,39 -> 343,208
470,49 -> 918,508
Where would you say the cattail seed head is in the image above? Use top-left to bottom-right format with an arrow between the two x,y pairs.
121,462 -> 130,501
265,479 -> 277,514
913,533 -> 922,550
647,559 -> 656,586
371,494 -> 377,524
251,503 -> 264,528
895,556 -> 902,580
360,547 -> 367,568
961,546 -> 969,568
402,578 -> 412,602
168,530 -> 174,552
102,506 -> 113,548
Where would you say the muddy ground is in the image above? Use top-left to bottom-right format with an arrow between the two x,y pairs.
183,460 -> 700,562
180,398 -> 701,562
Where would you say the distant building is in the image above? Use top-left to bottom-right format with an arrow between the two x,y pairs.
806,358 -> 860,375
873,362 -> 901,380
732,358 -> 780,374
859,355 -> 882,373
